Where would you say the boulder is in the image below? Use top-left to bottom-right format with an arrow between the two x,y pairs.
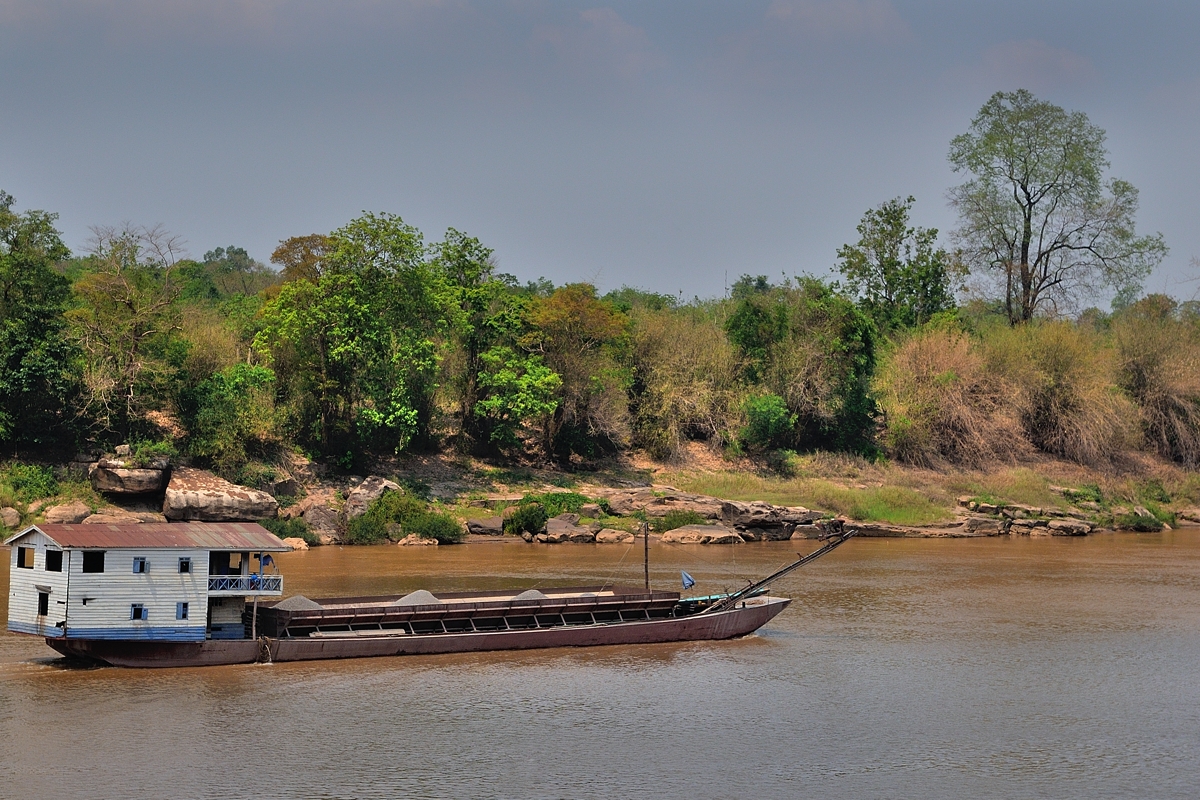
963,516 -> 1004,535
90,457 -> 169,495
790,526 -> 824,540
738,526 -> 795,542
641,492 -> 725,520
83,512 -> 144,524
162,466 -> 279,522
660,524 -> 744,544
261,473 -> 302,498
1048,519 -> 1091,536
303,505 -> 341,542
343,476 -> 402,519
720,500 -> 784,528
596,528 -> 635,544
44,501 -> 92,524
597,488 -> 657,516
281,537 -> 310,551
579,503 -> 603,518
521,531 -> 535,543
466,516 -> 504,536
548,512 -> 581,526
1179,509 -> 1200,524
397,534 -> 438,546
0,506 -> 20,529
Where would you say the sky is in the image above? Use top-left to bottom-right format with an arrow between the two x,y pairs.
2,0 -> 1198,302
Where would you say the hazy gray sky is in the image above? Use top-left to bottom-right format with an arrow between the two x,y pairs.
2,1 -> 1197,301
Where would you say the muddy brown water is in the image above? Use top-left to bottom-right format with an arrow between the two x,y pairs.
3,533 -> 1200,799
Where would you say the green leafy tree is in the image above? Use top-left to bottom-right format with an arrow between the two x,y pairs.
0,191 -> 76,445
949,89 -> 1167,324
836,196 -> 956,332
184,363 -> 279,477
473,347 -> 562,449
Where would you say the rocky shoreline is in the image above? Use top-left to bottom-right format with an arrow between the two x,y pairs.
3,447 -> 1197,549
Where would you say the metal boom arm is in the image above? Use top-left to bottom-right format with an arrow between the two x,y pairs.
700,528 -> 858,615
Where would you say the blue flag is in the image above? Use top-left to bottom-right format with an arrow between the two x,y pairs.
681,570 -> 696,590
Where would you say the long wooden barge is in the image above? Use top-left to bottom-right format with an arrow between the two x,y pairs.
8,521 -> 855,668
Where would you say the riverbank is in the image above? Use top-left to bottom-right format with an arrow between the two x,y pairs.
3,443 -> 1198,546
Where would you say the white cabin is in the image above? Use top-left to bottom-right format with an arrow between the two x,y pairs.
5,523 -> 289,643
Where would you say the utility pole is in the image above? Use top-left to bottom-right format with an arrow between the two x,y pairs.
642,521 -> 650,590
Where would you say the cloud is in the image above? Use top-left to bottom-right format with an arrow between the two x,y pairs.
531,7 -> 663,81
764,0 -> 910,41
953,38 -> 1097,93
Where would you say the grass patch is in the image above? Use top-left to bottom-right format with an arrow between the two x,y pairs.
944,467 -> 1065,510
663,470 -> 951,526
657,509 -> 707,532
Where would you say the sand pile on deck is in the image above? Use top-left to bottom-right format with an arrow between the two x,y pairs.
512,589 -> 548,601
274,595 -> 324,611
392,590 -> 443,606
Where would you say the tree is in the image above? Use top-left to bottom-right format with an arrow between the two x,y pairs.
836,196 -> 955,332
949,89 -> 1167,324
66,223 -> 185,436
0,191 -> 76,445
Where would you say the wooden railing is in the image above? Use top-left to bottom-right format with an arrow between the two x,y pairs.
208,575 -> 283,595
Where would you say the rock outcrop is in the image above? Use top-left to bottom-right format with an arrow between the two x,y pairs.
0,506 -> 20,529
343,476 -> 402,519
596,528 -> 635,544
82,511 -> 167,524
536,514 -> 601,543
280,537 -> 310,551
1047,519 -> 1091,536
162,467 -> 279,522
660,524 -> 744,544
397,534 -> 438,546
466,516 -> 504,535
44,501 -> 92,524
90,457 -> 169,495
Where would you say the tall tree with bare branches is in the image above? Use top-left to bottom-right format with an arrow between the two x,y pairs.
949,90 -> 1167,324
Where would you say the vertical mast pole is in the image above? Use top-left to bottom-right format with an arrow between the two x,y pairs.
642,521 -> 649,590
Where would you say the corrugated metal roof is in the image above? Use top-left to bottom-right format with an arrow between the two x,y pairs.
4,522 -> 290,551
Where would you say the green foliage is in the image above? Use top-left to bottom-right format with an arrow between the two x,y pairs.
725,277 -> 877,453
474,347 -> 561,448
836,196 -> 956,333
127,439 -> 178,468
1062,484 -> 1104,505
260,517 -> 320,546
521,491 -> 590,516
741,394 -> 796,450
504,503 -> 548,536
346,490 -> 465,544
183,363 -> 277,477
0,191 -> 77,446
1115,513 -> 1162,532
765,449 -> 800,477
657,509 -> 706,531
1,463 -> 59,502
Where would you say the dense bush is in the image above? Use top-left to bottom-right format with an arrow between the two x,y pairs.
504,502 -> 548,536
260,517 -> 320,546
741,394 -> 797,451
1,463 -> 59,502
1112,297 -> 1200,467
347,491 -> 465,544
985,321 -> 1136,467
874,327 -> 1027,467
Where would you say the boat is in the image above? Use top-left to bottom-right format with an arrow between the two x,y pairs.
5,521 -> 856,668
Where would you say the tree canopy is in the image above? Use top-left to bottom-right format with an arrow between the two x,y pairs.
949,89 -> 1167,324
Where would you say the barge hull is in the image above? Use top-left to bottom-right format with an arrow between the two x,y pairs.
44,598 -> 789,668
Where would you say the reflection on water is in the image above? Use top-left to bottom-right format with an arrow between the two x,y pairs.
3,533 -> 1200,798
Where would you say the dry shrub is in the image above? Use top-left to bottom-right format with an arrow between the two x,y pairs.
177,305 -> 241,384
1112,299 -> 1200,467
629,307 -> 741,460
875,328 -> 1028,467
984,321 -> 1136,467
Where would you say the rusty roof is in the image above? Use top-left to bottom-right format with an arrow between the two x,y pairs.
4,522 -> 290,551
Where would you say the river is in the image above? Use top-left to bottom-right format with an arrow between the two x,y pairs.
3,532 -> 1199,799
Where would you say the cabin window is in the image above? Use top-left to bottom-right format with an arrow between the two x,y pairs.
45,550 -> 63,572
38,592 -> 49,616
132,557 -> 148,574
130,604 -> 148,621
17,547 -> 34,569
177,602 -> 189,621
178,557 -> 192,574
82,551 -> 105,573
